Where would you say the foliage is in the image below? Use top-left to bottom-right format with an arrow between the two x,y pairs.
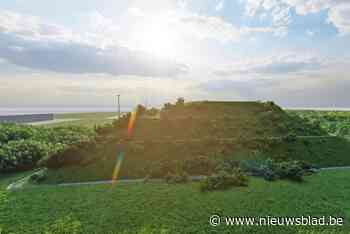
0,123 -> 94,173
136,104 -> 147,116
290,110 -> 350,137
0,140 -> 52,172
240,159 -> 312,182
199,169 -> 248,192
175,97 -> 185,106
164,172 -> 189,184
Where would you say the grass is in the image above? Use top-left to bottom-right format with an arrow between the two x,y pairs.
42,136 -> 350,183
1,170 -> 350,233
43,112 -> 118,128
42,101 -> 350,183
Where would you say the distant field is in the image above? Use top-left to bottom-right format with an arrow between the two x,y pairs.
40,112 -> 119,128
1,170 -> 349,233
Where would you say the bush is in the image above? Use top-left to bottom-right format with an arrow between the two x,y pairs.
38,139 -> 98,169
199,169 -> 248,192
214,159 -> 240,174
0,124 -> 95,173
164,172 -> 189,184
0,140 -> 51,172
240,159 -> 311,182
274,161 -> 304,182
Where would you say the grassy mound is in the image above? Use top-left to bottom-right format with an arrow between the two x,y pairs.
41,101 -> 350,183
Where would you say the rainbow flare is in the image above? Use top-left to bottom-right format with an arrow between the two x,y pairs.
111,108 -> 138,186
127,110 -> 138,138
111,152 -> 124,185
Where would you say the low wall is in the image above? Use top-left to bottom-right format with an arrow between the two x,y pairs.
0,114 -> 54,123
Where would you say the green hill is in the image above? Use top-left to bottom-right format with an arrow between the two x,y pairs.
40,101 -> 350,183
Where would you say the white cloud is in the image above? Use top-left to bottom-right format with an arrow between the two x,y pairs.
213,55 -> 324,76
328,4 -> 350,35
244,0 -> 350,35
179,14 -> 241,42
0,10 -> 188,77
306,29 -> 314,36
215,0 -> 225,11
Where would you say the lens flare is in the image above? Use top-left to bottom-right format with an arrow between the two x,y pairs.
111,108 -> 138,186
111,152 -> 124,186
127,110 -> 138,138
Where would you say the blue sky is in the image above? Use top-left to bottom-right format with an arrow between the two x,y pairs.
0,0 -> 349,108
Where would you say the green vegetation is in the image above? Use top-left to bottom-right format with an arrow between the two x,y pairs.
45,112 -> 119,128
40,101 -> 350,183
199,168 -> 248,191
240,159 -> 312,182
1,170 -> 349,233
0,123 -> 94,173
289,110 -> 350,138
2,102 -> 350,234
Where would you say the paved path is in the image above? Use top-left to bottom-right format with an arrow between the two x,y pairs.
6,174 -> 205,190
319,166 -> 350,171
7,167 -> 350,191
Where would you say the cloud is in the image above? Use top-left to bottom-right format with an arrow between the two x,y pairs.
0,10 -> 188,77
198,75 -> 350,107
306,30 -> 315,36
328,4 -> 350,35
179,14 -> 242,42
178,12 -> 286,43
244,0 -> 350,35
213,55 -> 322,76
215,1 -> 225,11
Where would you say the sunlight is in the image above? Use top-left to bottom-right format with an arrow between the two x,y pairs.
129,17 -> 180,59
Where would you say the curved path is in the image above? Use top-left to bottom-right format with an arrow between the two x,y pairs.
6,167 -> 350,191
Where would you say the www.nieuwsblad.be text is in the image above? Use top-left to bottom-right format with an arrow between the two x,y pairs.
209,215 -> 344,227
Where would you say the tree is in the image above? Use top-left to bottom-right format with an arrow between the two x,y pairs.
176,97 -> 185,106
136,104 -> 147,116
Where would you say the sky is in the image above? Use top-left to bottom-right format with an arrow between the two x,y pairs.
0,0 -> 349,109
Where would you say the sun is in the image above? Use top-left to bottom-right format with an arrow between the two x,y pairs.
129,17 -> 181,59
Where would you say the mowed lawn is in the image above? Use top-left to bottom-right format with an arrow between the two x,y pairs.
1,171 -> 350,234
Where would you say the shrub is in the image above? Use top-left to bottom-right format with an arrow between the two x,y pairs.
199,169 -> 248,192
240,159 -> 312,182
214,159 -> 240,174
274,161 -> 304,182
164,172 -> 189,184
0,124 -> 95,173
0,140 -> 51,172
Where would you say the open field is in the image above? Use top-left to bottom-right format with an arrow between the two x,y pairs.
40,112 -> 119,128
1,170 -> 349,234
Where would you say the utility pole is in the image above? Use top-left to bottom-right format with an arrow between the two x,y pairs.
117,94 -> 120,119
